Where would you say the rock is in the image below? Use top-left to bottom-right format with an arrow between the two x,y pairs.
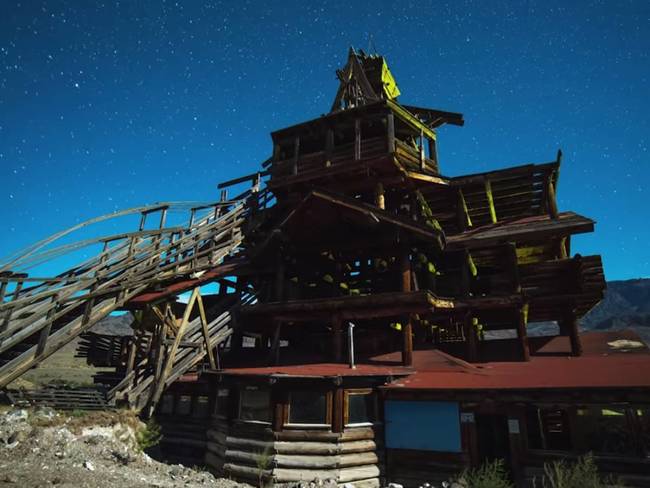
8,429 -> 28,445
83,460 -> 95,471
4,409 -> 28,424
388,484 -> 403,488
169,465 -> 185,477
1,474 -> 17,483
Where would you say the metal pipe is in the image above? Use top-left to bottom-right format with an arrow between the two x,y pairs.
348,322 -> 356,369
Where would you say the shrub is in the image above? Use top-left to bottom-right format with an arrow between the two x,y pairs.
535,454 -> 622,488
136,418 -> 162,452
455,459 -> 513,488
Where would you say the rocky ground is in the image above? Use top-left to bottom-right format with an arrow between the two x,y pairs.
0,407 -> 250,488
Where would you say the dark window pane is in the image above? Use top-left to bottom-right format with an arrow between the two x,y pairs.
240,388 -> 271,423
177,395 -> 192,416
214,388 -> 230,417
289,391 -> 327,424
194,395 -> 210,418
573,406 -> 636,456
348,393 -> 376,425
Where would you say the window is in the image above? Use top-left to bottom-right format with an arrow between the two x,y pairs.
573,406 -> 637,456
346,390 -> 377,426
176,395 -> 192,416
239,387 -> 271,423
214,388 -> 230,418
194,395 -> 210,418
288,391 -> 329,425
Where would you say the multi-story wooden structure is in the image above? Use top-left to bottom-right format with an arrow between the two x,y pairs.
3,48 -> 649,486
153,49 -> 648,487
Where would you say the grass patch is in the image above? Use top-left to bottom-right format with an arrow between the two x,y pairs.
136,418 -> 162,452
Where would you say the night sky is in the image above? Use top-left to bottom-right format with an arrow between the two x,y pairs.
1,1 -> 648,280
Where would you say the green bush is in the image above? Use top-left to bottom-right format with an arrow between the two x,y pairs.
455,459 -> 514,488
535,454 -> 622,488
136,418 -> 162,452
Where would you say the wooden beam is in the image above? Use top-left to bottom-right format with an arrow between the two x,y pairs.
400,247 -> 413,367
547,172 -> 559,219
148,287 -> 199,412
354,119 -> 361,161
292,137 -> 300,176
374,183 -> 385,210
196,292 -> 217,370
386,112 -> 395,153
485,180 -> 497,224
517,303 -> 530,362
325,129 -> 334,167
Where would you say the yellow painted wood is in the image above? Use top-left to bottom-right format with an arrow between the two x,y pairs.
485,179 -> 497,224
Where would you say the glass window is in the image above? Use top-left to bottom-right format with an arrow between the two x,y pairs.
214,388 -> 230,418
573,406 -> 637,456
176,395 -> 192,416
194,395 -> 210,418
347,391 -> 377,425
239,387 -> 271,423
288,391 -> 328,424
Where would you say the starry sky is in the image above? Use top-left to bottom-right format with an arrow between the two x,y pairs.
1,0 -> 649,280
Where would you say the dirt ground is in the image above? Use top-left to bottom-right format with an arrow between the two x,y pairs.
0,407 -> 250,488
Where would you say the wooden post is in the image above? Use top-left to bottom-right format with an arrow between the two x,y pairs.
419,129 -> 425,171
292,136 -> 300,175
374,182 -> 385,210
400,247 -> 413,366
464,313 -> 478,362
325,129 -> 334,167
386,112 -> 395,153
270,321 -> 282,365
516,304 -> 530,362
332,313 -> 342,362
547,173 -> 559,219
456,189 -> 471,232
354,119 -> 361,161
428,138 -> 438,172
35,295 -> 57,357
561,308 -> 582,356
332,387 -> 344,433
273,390 -> 286,432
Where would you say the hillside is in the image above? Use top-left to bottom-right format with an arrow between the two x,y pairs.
581,278 -> 650,343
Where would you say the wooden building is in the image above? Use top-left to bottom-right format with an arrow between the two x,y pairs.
2,47 -> 647,487
148,49 -> 650,486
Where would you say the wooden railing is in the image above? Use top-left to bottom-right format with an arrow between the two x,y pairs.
0,182 -> 268,392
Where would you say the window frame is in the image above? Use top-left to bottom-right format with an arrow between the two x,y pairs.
344,388 -> 378,427
284,390 -> 332,428
238,386 -> 272,425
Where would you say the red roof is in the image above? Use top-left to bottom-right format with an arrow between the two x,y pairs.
217,362 -> 413,378
202,330 -> 650,391
385,330 -> 650,391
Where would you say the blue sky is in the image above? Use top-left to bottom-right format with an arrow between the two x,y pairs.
1,0 -> 649,280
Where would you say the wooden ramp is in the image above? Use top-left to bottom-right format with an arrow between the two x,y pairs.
0,183 -> 270,412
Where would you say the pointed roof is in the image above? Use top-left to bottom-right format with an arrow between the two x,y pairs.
330,47 -> 401,112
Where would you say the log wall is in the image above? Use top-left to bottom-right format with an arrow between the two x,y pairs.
206,417 -> 383,487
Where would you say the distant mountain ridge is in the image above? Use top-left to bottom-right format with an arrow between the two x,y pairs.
581,278 -> 650,343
